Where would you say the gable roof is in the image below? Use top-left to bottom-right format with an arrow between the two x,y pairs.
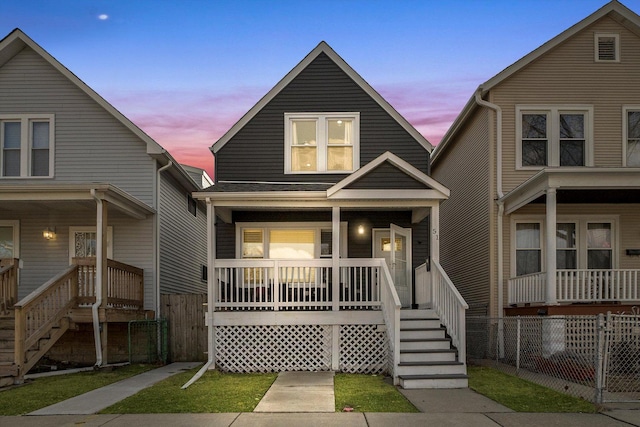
211,41 -> 432,154
0,28 -> 200,191
432,0 -> 640,165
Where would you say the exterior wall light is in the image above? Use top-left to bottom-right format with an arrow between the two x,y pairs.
43,227 -> 56,240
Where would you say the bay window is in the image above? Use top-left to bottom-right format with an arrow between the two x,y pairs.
0,115 -> 54,178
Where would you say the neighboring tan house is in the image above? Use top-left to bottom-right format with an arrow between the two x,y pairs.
431,1 -> 640,320
0,29 -> 207,385
193,42 -> 468,389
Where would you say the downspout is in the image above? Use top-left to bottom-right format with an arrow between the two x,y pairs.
90,189 -> 104,367
156,161 -> 173,321
474,89 -> 505,357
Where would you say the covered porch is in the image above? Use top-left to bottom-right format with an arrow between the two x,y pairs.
501,169 -> 640,311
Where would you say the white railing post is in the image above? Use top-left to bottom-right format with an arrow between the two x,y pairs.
332,207 -> 340,312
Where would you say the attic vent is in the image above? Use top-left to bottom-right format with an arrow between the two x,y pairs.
595,33 -> 619,62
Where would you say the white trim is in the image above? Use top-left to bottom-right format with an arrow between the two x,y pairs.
235,221 -> 347,259
284,112 -> 360,174
515,105 -> 594,169
0,220 -> 20,259
212,41 -> 432,154
622,105 -> 640,167
68,226 -> 113,264
0,114 -> 55,178
594,32 -> 620,62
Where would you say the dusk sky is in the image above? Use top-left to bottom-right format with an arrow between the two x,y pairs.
2,0 -> 639,177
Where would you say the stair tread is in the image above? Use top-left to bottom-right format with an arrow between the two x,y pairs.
399,373 -> 468,380
401,318 -> 440,321
398,361 -> 464,367
400,327 -> 445,331
400,349 -> 456,354
400,338 -> 451,342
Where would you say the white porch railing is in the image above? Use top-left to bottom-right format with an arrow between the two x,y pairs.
509,269 -> 640,305
212,258 -> 383,311
378,260 -> 401,384
431,261 -> 468,363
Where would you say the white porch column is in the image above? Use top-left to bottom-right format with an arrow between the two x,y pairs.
545,188 -> 557,305
331,206 -> 340,312
430,202 -> 440,265
207,199 -> 216,369
96,198 -> 108,364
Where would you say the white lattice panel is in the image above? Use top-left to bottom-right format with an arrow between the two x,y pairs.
339,324 -> 388,374
215,325 -> 332,372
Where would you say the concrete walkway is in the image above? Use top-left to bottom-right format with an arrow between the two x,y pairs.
254,371 -> 335,412
29,362 -> 200,415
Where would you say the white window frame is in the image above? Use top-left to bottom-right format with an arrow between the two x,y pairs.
0,114 -> 55,178
68,226 -> 113,263
622,106 -> 640,167
516,106 -> 594,169
594,33 -> 620,63
284,112 -> 360,174
236,222 -> 348,259
0,220 -> 20,259
510,215 -> 618,277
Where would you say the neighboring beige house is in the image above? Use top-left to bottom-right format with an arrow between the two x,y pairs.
432,0 -> 640,319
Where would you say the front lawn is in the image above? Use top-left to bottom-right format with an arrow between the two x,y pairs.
334,374 -> 418,412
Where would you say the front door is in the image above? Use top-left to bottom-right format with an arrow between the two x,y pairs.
373,224 -> 412,307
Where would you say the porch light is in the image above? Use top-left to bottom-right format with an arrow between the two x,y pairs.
357,225 -> 365,235
43,227 -> 56,240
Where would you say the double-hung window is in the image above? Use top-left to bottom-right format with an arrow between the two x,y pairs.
0,115 -> 54,178
285,113 -> 359,173
517,107 -> 592,168
623,107 -> 640,166
515,222 -> 542,276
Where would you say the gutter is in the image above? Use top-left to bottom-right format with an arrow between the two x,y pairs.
90,189 -> 104,367
474,89 -> 505,357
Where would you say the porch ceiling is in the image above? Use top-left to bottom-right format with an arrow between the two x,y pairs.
0,183 -> 155,219
501,168 -> 640,214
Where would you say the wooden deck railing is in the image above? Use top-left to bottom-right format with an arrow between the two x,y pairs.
509,269 -> 640,305
73,258 -> 144,310
0,259 -> 18,316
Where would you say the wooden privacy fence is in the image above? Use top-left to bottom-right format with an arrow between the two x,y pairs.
160,294 -> 207,362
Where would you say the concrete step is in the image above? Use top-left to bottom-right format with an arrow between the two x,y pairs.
396,361 -> 466,376
399,318 -> 441,329
400,349 -> 457,363
400,338 -> 451,351
400,328 -> 446,340
400,309 -> 436,320
399,373 -> 469,389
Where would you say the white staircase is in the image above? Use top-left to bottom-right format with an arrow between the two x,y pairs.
397,309 -> 468,389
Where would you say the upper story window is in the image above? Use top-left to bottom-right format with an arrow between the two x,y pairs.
0,114 -> 54,178
517,106 -> 593,169
595,33 -> 619,62
284,113 -> 359,173
623,107 -> 640,167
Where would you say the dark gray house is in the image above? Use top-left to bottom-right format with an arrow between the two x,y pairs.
192,42 -> 468,389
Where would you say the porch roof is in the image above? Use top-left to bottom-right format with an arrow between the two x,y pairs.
0,183 -> 155,219
500,168 -> 640,214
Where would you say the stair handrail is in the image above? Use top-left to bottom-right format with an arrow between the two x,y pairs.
0,259 -> 18,316
13,265 -> 79,378
377,259 -> 402,385
431,261 -> 468,363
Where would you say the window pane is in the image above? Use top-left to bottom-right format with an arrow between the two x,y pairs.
292,121 -> 316,146
327,119 -> 352,145
31,149 -> 49,176
522,114 -> 546,138
588,250 -> 612,269
560,114 -> 584,139
627,111 -> 640,166
320,230 -> 332,257
0,226 -> 13,258
560,140 -> 585,166
556,223 -> 575,248
291,146 -> 317,171
516,223 -> 540,248
557,250 -> 577,269
32,122 -> 49,149
269,229 -> 314,259
3,122 -> 21,149
516,250 -> 541,276
3,150 -> 20,177
242,229 -> 263,258
587,223 -> 611,248
327,146 -> 352,171
522,140 -> 547,166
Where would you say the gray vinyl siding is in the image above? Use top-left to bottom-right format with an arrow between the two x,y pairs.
159,172 -> 207,294
495,16 -> 640,193
0,47 -> 155,205
347,163 -> 430,190
432,108 -> 492,316
216,52 -> 429,183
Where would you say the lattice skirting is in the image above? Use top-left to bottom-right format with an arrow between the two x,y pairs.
214,324 -> 388,374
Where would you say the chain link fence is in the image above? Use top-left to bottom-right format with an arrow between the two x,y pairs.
128,319 -> 168,364
467,313 -> 640,403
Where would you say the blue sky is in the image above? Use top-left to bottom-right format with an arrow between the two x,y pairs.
2,0 -> 639,175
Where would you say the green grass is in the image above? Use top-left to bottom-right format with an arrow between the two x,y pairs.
334,374 -> 418,413
468,366 -> 597,413
101,368 -> 277,413
0,364 -> 155,416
